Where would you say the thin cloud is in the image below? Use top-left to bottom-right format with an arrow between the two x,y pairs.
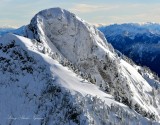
70,4 -> 119,13
1,1 -> 160,27
70,3 -> 160,25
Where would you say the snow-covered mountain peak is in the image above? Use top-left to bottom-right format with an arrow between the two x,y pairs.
23,8 -> 160,121
1,8 -> 160,124
26,7 -> 110,64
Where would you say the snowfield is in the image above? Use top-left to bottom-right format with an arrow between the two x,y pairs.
0,8 -> 160,125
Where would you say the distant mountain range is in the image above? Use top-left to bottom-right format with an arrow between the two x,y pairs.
99,23 -> 160,76
0,27 -> 15,36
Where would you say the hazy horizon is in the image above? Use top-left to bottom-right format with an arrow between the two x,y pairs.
1,0 -> 160,27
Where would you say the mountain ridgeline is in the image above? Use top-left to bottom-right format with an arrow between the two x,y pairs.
0,27 -> 15,37
0,8 -> 160,125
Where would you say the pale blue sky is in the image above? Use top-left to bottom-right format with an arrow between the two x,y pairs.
0,0 -> 160,27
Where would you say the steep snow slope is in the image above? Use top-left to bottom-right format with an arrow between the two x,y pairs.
1,33 -> 158,125
99,23 -> 160,76
19,8 -> 160,122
